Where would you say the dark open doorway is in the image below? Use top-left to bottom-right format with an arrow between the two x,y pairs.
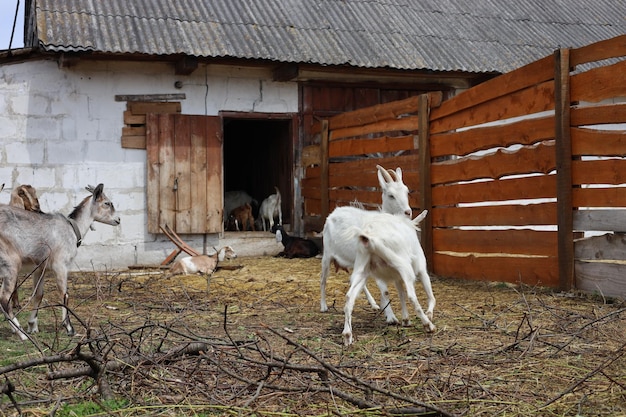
223,116 -> 294,228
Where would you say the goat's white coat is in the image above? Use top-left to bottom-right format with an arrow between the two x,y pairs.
320,165 -> 413,322
342,211 -> 435,345
168,246 -> 237,276
259,186 -> 282,231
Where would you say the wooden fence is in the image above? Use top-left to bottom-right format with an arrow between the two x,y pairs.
302,35 -> 626,297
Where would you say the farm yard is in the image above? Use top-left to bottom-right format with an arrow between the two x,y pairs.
1,256 -> 624,416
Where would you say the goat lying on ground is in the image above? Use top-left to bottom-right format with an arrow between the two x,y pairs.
342,211 -> 436,346
168,246 -> 237,276
259,186 -> 282,231
320,165 -> 414,322
228,203 -> 255,231
272,225 -> 319,258
0,184 -> 120,340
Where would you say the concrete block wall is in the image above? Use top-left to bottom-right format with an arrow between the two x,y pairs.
0,59 -> 297,270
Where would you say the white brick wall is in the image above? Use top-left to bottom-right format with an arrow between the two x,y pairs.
1,59 -> 297,270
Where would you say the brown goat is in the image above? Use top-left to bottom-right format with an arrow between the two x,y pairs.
1,184 -> 44,310
228,203 -> 255,231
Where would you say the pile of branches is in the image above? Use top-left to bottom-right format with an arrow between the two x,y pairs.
0,306 -> 453,416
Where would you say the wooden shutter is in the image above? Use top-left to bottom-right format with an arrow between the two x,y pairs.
146,113 -> 223,234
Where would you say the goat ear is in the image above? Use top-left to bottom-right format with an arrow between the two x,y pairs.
394,167 -> 403,182
92,184 -> 104,200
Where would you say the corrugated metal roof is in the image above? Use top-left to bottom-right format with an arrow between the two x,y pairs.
32,0 -> 626,74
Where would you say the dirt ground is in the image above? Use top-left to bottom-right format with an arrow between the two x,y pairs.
1,255 -> 625,416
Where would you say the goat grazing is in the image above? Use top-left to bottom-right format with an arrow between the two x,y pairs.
0,184 -> 120,340
320,165 -> 413,321
168,246 -> 237,276
228,203 -> 255,231
272,225 -> 319,258
259,186 -> 282,231
342,211 -> 436,345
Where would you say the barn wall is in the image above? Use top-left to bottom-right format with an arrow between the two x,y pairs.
0,59 -> 297,268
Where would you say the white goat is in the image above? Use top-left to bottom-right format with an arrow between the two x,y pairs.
168,246 -> 237,276
0,184 -> 120,340
320,165 -> 413,322
342,211 -> 436,345
258,186 -> 282,231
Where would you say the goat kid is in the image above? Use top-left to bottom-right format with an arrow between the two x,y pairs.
228,203 -> 255,231
320,165 -> 413,321
0,184 -> 120,340
272,225 -> 319,258
168,246 -> 237,276
259,186 -> 282,231
342,211 -> 436,346
224,191 -> 257,226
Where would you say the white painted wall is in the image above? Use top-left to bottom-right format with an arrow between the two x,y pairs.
0,59 -> 296,270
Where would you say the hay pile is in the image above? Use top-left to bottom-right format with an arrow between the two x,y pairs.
1,256 -> 624,416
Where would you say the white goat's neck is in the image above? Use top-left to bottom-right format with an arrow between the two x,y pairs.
68,195 -> 96,242
217,247 -> 226,262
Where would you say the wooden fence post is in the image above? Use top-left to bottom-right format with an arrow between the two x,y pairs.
555,48 -> 574,291
418,94 -> 433,270
320,119 -> 330,219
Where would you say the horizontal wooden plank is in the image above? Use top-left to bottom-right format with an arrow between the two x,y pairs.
571,34 -> 626,67
128,102 -> 181,114
575,232 -> 626,260
572,159 -> 626,185
571,127 -> 626,157
124,110 -> 146,125
116,94 -> 185,102
121,135 -> 147,149
571,102 -> 626,126
329,92 -> 442,131
431,141 -> 556,185
433,252 -> 559,288
432,174 -> 556,206
433,228 -> 558,257
573,209 -> 626,232
573,187 -> 626,208
430,80 -> 555,134
571,59 -> 626,103
431,55 -> 554,123
328,154 -> 420,177
575,261 -> 626,298
122,126 -> 146,136
430,114 -> 554,158
432,202 -> 557,227
329,135 -> 416,158
330,116 -> 420,141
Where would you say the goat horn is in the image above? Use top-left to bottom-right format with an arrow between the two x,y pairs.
376,165 -> 393,183
386,169 -> 399,182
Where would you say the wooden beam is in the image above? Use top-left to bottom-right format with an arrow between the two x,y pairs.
320,120 -> 330,219
273,64 -> 299,81
175,56 -> 198,75
115,94 -> 186,102
555,48 -> 574,292
418,93 -> 433,270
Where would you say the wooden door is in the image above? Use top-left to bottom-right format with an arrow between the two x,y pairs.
146,113 -> 223,234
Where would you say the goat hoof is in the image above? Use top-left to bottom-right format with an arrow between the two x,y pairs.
401,319 -> 412,327
424,323 -> 436,333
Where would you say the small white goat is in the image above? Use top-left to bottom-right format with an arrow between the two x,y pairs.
0,184 -> 120,340
168,246 -> 237,276
258,186 -> 282,231
342,211 -> 436,346
320,165 -> 413,322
